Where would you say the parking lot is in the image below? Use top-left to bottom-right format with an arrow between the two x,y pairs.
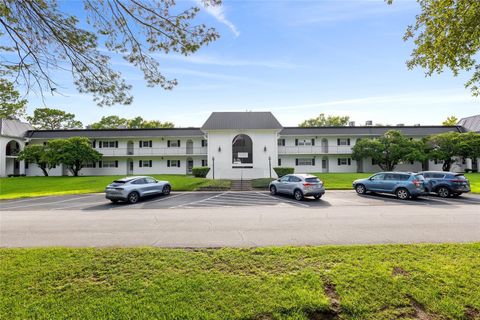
1,190 -> 480,211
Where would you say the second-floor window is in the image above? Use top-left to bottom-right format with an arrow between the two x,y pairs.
278,139 -> 285,146
139,140 -> 152,148
201,140 -> 208,147
168,140 -> 181,148
100,141 -> 118,148
295,139 -> 315,146
337,138 -> 351,146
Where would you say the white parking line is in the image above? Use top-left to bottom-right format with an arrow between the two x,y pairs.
255,192 -> 310,208
2,194 -> 100,210
170,192 -> 227,209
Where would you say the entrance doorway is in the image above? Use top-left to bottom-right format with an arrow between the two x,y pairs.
186,140 -> 193,154
127,158 -> 134,175
322,157 -> 329,173
187,157 -> 194,175
127,141 -> 134,155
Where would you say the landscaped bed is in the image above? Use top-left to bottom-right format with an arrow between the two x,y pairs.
1,244 -> 479,319
0,175 -> 230,199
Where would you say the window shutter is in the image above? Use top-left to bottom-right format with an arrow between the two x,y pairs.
99,161 -> 102,168
311,139 -> 315,146
93,140 -> 96,148
295,159 -> 298,166
25,162 -> 29,169
348,158 -> 351,166
177,140 -> 181,147
347,138 -> 351,146
139,160 -> 142,167
167,140 -> 170,147
167,160 -> 170,167
115,141 -> 118,148
312,158 -> 315,166
139,141 -> 142,148
278,158 -> 281,166
99,142 -> 102,148
177,160 -> 181,167
149,141 -> 152,147
295,139 -> 298,146
115,161 -> 118,168
149,160 -> 152,167
338,158 -> 341,166
337,139 -> 340,146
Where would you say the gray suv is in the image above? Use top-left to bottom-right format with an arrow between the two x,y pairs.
105,176 -> 171,204
269,174 -> 325,201
419,171 -> 471,198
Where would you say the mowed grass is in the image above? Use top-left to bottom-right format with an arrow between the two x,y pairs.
466,173 -> 480,193
1,244 -> 479,320
311,172 -> 373,190
0,175 -> 230,199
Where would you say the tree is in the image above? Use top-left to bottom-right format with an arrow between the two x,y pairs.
352,130 -> 425,171
48,137 -> 102,176
89,116 -> 174,129
0,78 -> 27,120
389,0 -> 480,96
0,0 -> 220,106
458,132 -> 480,163
17,144 -> 58,176
442,116 -> 458,126
27,108 -> 83,130
425,132 -> 464,171
299,113 -> 350,127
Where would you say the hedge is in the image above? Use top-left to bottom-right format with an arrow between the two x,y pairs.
192,167 -> 210,178
273,167 -> 294,177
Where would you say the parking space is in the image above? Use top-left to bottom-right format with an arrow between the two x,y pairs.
1,190 -> 479,211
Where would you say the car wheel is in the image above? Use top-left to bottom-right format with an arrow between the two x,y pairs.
110,199 -> 119,204
437,187 -> 450,198
162,185 -> 171,195
294,189 -> 304,201
127,191 -> 140,204
313,194 -> 322,200
270,185 -> 277,195
355,184 -> 366,194
395,188 -> 410,200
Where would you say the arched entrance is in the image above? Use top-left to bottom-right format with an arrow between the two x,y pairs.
5,140 -> 21,176
232,134 -> 253,164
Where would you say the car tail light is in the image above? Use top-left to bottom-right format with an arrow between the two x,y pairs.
412,180 -> 422,187
303,183 -> 314,187
451,180 -> 465,183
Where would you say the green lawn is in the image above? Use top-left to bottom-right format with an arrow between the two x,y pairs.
0,175 -> 230,199
1,244 -> 479,319
466,173 -> 480,193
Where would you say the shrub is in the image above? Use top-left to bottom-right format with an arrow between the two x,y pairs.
252,178 -> 275,188
192,167 -> 210,178
273,167 -> 294,177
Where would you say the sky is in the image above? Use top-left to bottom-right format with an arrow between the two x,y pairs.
24,0 -> 480,127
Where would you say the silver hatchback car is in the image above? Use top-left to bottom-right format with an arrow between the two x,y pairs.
269,174 -> 325,200
105,176 -> 171,204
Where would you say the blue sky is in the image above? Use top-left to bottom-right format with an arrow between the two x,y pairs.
25,0 -> 480,127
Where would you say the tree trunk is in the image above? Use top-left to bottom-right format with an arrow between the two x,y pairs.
40,166 -> 49,176
442,160 -> 452,172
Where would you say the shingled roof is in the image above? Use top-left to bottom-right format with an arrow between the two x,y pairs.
26,128 -> 204,139
280,126 -> 465,136
458,115 -> 480,132
201,112 -> 283,130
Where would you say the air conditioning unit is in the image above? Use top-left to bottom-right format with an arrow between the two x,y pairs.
348,121 -> 355,127
396,123 -> 405,127
365,120 -> 373,126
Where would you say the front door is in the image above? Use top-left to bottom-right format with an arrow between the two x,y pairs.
127,159 -> 134,175
187,158 -> 194,175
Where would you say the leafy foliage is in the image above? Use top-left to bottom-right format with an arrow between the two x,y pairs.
393,0 -> 480,96
27,108 -> 83,130
89,115 -> 174,129
352,130 -> 426,171
17,144 -> 57,176
0,78 -> 27,120
192,166 -> 210,178
46,137 -> 102,176
299,113 -> 350,127
273,167 -> 294,177
0,0 -> 220,106
442,116 -> 459,126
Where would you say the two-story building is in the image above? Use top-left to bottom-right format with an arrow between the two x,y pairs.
1,112 -> 478,178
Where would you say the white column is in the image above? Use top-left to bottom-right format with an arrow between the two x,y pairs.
465,158 -> 473,171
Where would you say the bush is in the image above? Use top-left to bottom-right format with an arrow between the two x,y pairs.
192,167 -> 210,178
252,178 -> 275,189
273,167 -> 294,178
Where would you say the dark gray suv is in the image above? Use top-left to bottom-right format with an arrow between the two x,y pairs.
419,171 -> 471,198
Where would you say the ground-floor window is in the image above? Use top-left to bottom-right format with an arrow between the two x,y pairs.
139,160 -> 152,167
167,160 -> 181,167
100,160 -> 118,168
338,158 -> 351,166
296,158 -> 315,166
278,158 -> 282,166
202,159 -> 208,166
84,162 -> 96,168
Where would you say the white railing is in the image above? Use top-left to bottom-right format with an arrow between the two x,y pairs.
278,146 -> 353,155
97,147 -> 207,156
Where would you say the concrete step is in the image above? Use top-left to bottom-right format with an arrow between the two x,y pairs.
230,180 -> 252,191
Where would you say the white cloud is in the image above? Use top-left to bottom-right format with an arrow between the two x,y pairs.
161,54 -> 294,69
195,0 -> 240,37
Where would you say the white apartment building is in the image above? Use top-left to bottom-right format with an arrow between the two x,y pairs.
1,112 -> 478,178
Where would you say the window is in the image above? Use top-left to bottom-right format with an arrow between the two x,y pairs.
337,138 -> 350,146
280,175 -> 290,182
296,158 -> 315,166
434,159 -> 444,165
84,162 -> 96,168
232,134 -> 253,164
289,176 -> 302,182
139,140 -> 152,148
202,159 -> 208,167
139,160 -> 153,167
101,160 -> 117,168
168,140 -> 180,148
370,174 -> 384,180
145,177 -> 156,184
277,139 -> 285,146
100,141 -> 118,148
132,178 -> 147,185
338,158 -> 351,166
201,140 -> 208,147
296,139 -> 313,146
167,160 -> 181,167
278,158 -> 282,166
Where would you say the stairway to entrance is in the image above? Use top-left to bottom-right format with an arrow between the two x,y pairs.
230,180 -> 252,191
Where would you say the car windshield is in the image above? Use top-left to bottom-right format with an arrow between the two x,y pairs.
305,177 -> 320,183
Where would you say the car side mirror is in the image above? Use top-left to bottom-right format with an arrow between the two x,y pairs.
277,178 -> 281,182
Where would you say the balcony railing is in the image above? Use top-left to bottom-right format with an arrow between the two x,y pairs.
97,147 -> 207,156
278,145 -> 353,155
